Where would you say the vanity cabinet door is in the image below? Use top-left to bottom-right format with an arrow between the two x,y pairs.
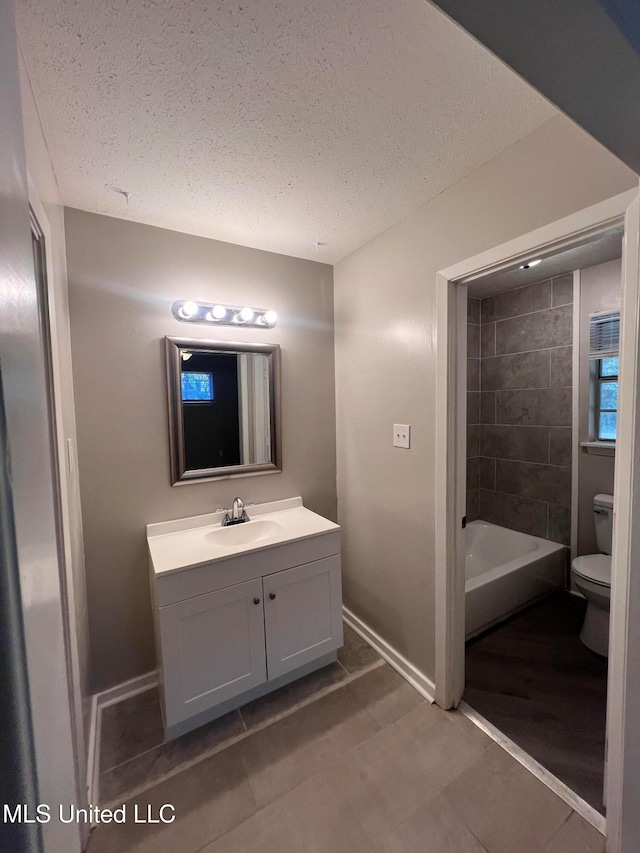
263,556 -> 343,680
159,578 -> 266,725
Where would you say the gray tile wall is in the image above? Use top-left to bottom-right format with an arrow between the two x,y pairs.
475,274 -> 573,545
466,297 -> 481,522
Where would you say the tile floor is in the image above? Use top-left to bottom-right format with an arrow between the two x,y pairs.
465,592 -> 607,813
88,623 -> 605,853
98,624 -> 382,805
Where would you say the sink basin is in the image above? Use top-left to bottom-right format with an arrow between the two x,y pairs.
205,519 -> 283,550
147,497 -> 341,576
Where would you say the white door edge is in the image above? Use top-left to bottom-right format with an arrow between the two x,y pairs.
27,174 -> 88,801
605,191 -> 640,853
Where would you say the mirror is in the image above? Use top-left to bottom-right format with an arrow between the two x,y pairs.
165,337 -> 281,483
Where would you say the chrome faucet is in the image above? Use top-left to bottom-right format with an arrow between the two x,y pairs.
220,496 -> 250,526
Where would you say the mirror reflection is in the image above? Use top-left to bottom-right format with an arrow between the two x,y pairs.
165,338 -> 281,483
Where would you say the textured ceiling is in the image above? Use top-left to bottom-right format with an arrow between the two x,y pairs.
469,228 -> 623,298
16,0 -> 556,263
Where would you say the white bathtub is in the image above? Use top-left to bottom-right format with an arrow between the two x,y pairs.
465,520 -> 567,640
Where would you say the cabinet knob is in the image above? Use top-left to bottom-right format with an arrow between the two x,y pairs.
253,597 -> 261,605
269,592 -> 276,600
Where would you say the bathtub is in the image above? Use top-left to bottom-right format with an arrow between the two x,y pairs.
465,520 -> 567,640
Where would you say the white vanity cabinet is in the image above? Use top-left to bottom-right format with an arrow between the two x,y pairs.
263,556 -> 342,680
158,578 -> 268,726
148,498 -> 342,739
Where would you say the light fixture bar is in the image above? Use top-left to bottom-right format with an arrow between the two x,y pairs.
172,300 -> 277,328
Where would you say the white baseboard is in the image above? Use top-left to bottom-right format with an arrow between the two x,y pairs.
343,606 -> 436,702
95,670 -> 159,710
86,671 -> 159,809
459,701 -> 606,835
86,693 -> 99,807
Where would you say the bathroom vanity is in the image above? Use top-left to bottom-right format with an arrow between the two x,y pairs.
147,497 -> 342,739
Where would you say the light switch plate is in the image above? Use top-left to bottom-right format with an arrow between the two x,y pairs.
393,424 -> 411,449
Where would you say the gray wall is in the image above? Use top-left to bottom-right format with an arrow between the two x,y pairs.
334,114 -> 636,684
466,298 -> 480,520
577,258 -> 621,555
476,275 -> 573,544
65,210 -> 336,691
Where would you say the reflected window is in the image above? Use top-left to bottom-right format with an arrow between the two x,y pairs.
181,372 -> 214,402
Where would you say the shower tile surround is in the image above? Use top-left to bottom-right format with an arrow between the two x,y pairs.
466,275 -> 573,545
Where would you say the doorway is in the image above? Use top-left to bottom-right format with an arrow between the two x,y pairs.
434,188 -> 640,851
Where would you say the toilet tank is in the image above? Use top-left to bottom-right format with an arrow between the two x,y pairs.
594,493 -> 614,555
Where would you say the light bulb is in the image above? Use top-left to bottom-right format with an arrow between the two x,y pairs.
239,307 -> 254,322
179,300 -> 198,319
263,310 -> 278,326
212,304 -> 226,319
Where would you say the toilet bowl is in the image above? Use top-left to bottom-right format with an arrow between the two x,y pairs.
570,494 -> 613,657
571,555 -> 611,657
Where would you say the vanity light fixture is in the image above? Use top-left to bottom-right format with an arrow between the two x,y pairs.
209,304 -> 227,320
178,300 -> 199,319
172,300 -> 278,328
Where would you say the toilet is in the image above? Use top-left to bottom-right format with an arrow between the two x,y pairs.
571,494 -> 613,657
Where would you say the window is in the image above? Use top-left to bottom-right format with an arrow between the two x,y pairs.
596,356 -> 618,440
589,311 -> 620,442
181,371 -> 214,402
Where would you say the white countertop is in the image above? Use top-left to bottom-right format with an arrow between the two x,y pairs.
147,497 -> 339,576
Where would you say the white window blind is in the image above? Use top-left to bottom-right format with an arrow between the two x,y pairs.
589,311 -> 620,359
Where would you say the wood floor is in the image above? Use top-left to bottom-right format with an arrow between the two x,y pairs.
465,592 -> 607,814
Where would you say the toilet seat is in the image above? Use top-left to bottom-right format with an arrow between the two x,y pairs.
572,554 -> 611,588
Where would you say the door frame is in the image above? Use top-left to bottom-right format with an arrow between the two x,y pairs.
434,187 -> 639,851
28,179 -> 88,840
